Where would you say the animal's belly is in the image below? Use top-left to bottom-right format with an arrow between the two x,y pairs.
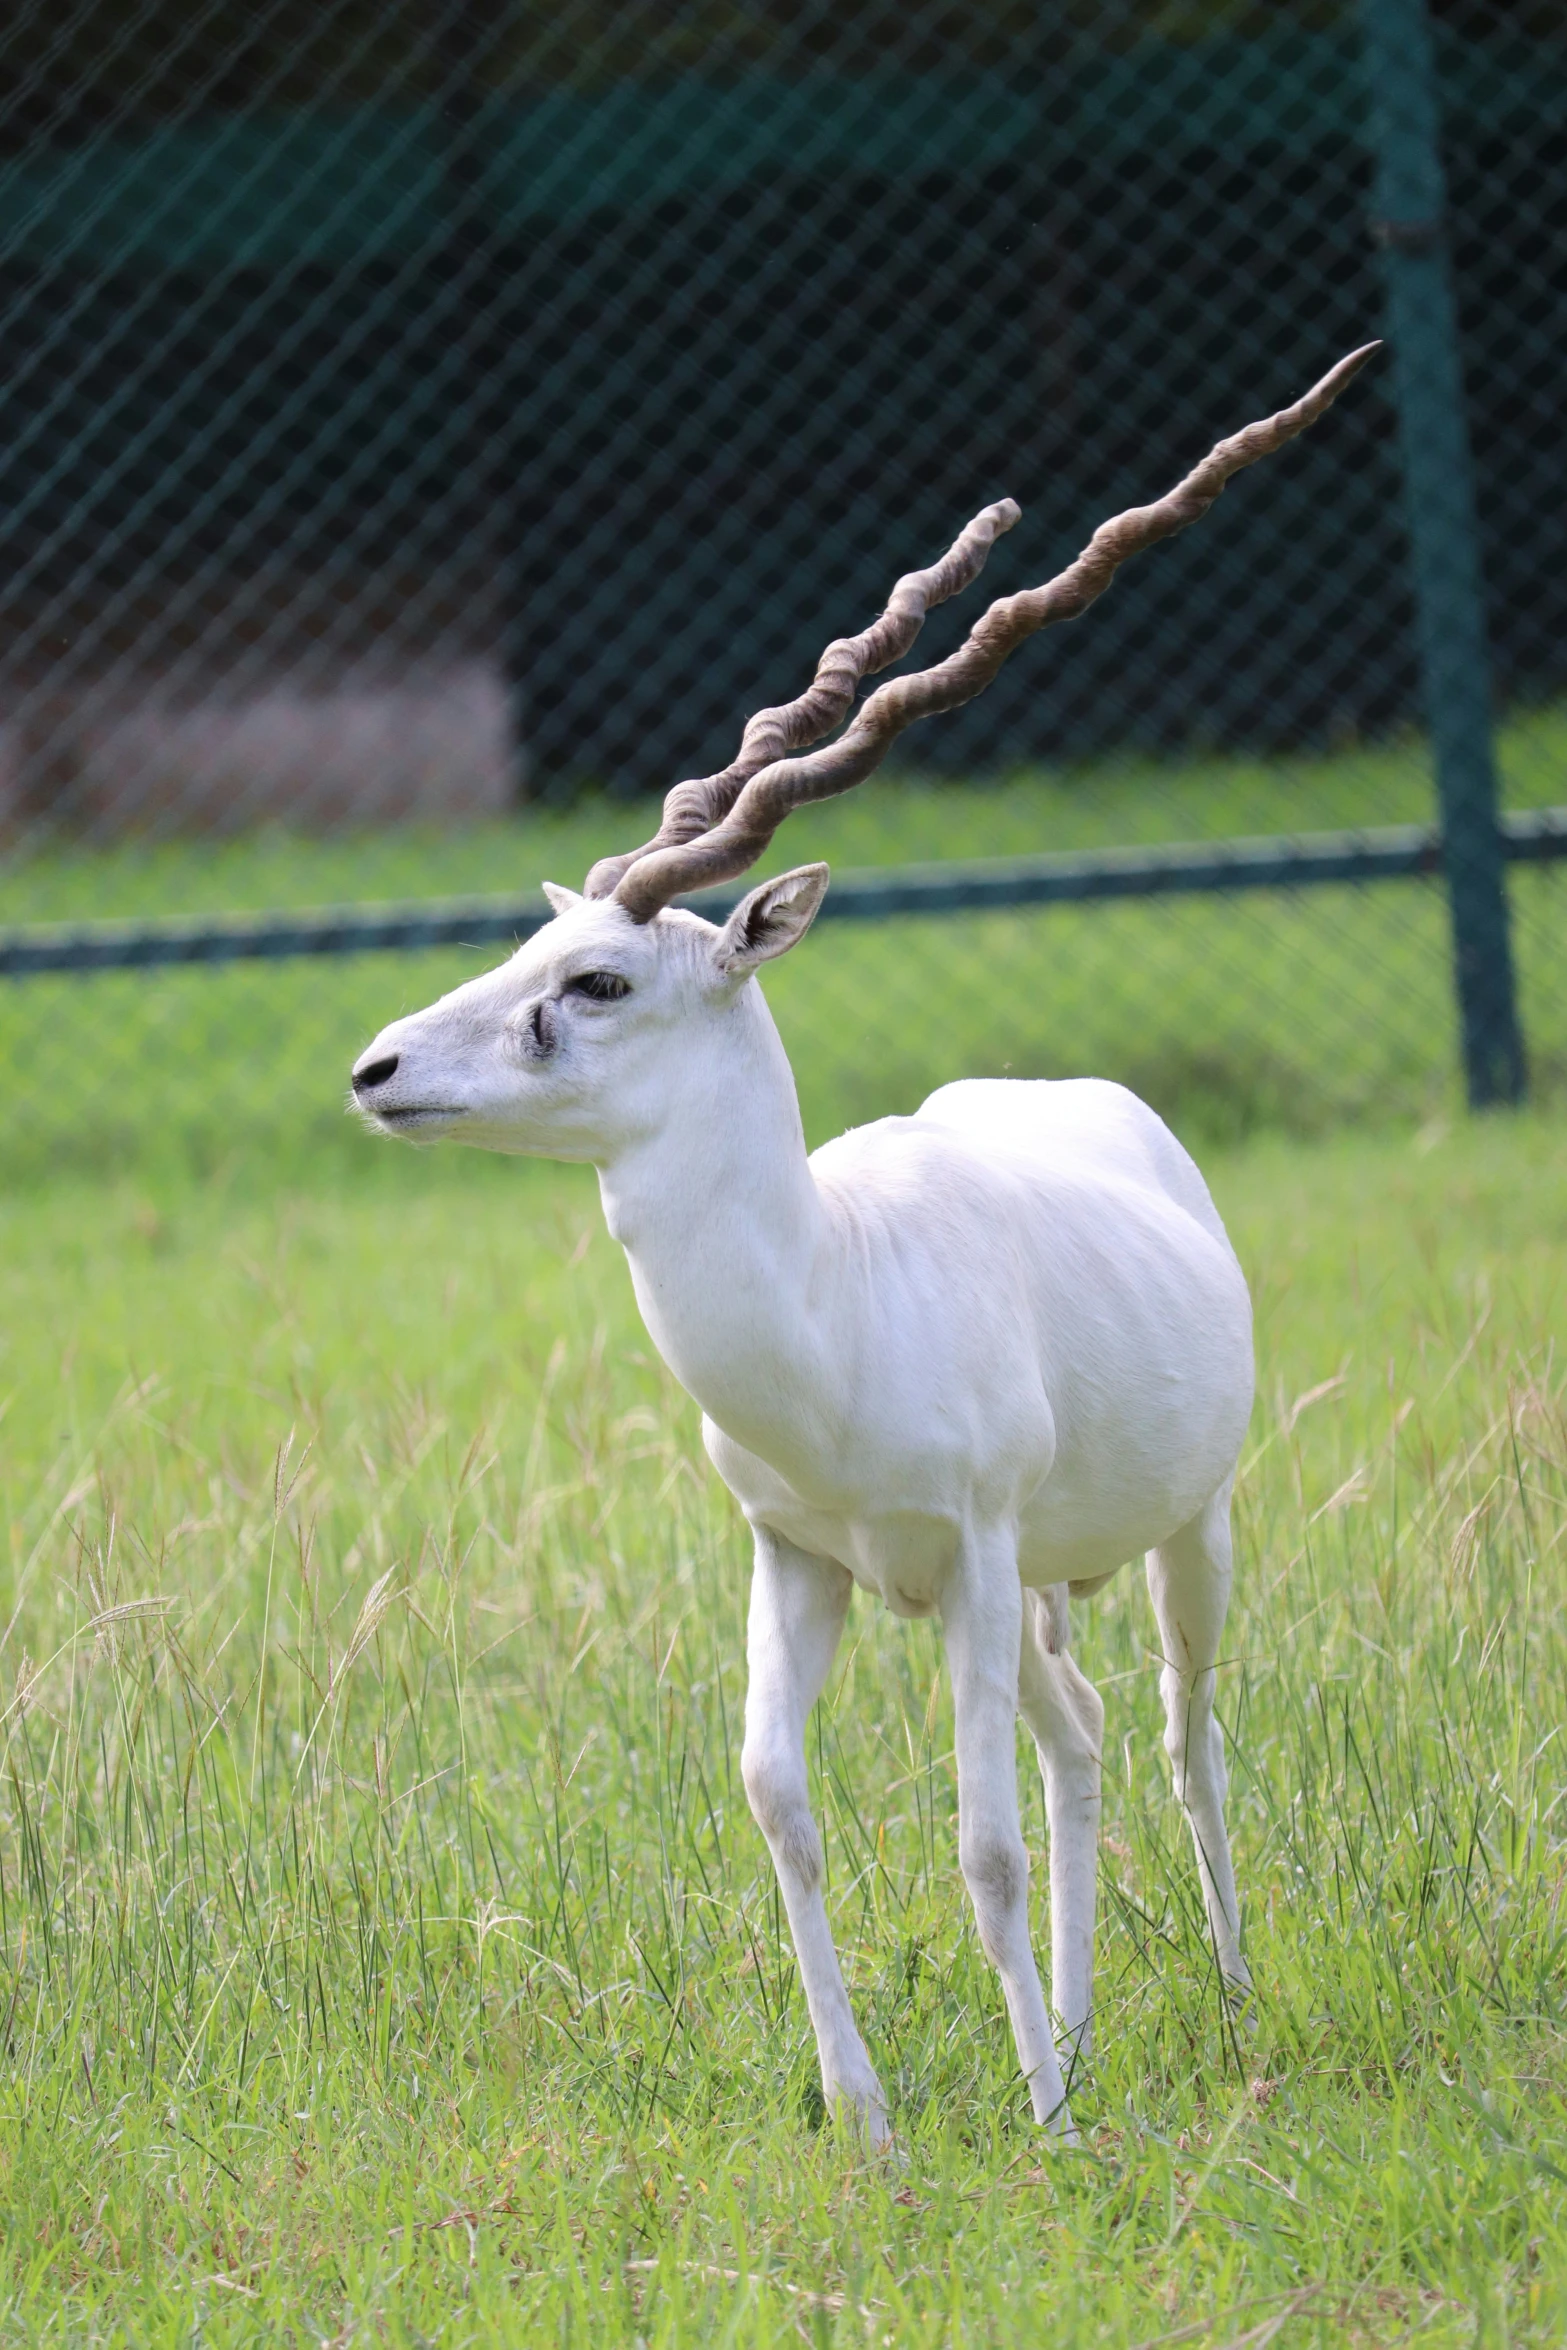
734,1468 -> 1224,1613
737,1478 -> 1156,1614
706,1447 -> 1169,1617
1015,1508 -> 1170,1588
707,1439 -> 1236,1611
1015,1403 -> 1244,1583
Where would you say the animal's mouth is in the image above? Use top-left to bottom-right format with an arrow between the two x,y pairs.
366,1104 -> 467,1131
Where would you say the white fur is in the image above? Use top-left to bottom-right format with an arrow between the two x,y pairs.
352,868 -> 1255,2141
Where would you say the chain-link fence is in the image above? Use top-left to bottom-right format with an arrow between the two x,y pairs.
1,0 -> 1564,1190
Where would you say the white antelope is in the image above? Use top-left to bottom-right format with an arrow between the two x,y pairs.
352,347 -> 1375,2142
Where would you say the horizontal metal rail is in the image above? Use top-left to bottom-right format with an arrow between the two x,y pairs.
1,806 -> 1562,980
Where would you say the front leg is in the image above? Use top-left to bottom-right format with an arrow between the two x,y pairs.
942,1530 -> 1074,2137
741,1528 -> 888,2142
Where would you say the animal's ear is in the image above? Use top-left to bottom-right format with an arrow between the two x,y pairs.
712,864 -> 830,977
542,881 -> 584,917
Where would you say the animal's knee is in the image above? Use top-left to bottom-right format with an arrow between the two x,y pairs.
959,1826 -> 1030,1925
742,1740 -> 821,1889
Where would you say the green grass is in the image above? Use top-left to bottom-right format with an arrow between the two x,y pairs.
0,720 -> 1564,1188
0,1110 -> 1564,2345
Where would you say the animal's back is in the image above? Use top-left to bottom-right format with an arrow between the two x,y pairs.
915,1076 -> 1233,1251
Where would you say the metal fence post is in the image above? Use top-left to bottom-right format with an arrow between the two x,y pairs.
1358,0 -> 1526,1106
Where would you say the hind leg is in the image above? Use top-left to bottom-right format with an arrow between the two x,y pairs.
1146,1483 -> 1250,1993
1016,1585 -> 1104,2069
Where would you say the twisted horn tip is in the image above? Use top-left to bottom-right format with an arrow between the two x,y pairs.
1311,340 -> 1382,403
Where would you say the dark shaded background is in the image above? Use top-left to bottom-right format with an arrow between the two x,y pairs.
1,0 -> 1564,809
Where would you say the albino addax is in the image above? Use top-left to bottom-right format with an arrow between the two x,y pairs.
352,344 -> 1377,2142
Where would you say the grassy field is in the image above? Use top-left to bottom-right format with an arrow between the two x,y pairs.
0,721 -> 1564,1188
0,1103 -> 1563,2345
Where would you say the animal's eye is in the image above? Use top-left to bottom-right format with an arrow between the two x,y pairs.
564,969 -> 631,1003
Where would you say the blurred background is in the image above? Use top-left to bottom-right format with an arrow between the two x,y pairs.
1,0 -> 1563,1190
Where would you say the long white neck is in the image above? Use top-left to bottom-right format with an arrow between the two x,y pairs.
595,987 -> 841,1463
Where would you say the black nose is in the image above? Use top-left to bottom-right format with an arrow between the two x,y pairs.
353,1053 -> 400,1094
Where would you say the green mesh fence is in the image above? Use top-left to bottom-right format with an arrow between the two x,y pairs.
1,0 -> 1564,1187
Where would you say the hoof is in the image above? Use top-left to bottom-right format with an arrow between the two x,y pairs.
1223,1974 -> 1258,2033
829,2083 -> 892,2151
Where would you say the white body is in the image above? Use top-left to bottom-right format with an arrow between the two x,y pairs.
694,1077 -> 1248,1614
352,869 -> 1255,2140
